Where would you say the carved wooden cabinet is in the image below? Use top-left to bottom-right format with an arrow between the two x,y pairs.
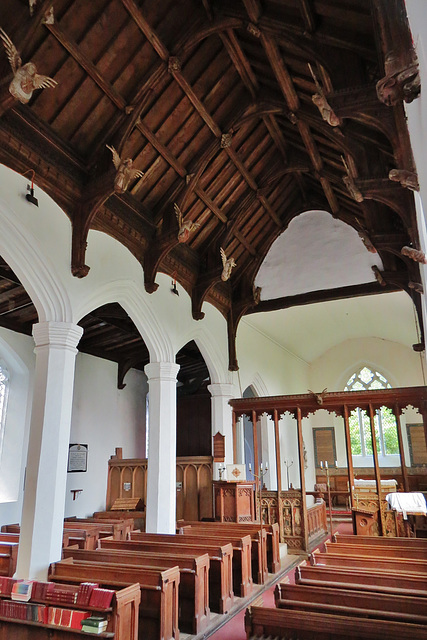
213,481 -> 255,523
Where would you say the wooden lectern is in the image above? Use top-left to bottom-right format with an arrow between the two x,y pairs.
213,481 -> 255,523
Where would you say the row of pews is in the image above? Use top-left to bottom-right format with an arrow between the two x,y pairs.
245,532 -> 427,639
40,516 -> 281,640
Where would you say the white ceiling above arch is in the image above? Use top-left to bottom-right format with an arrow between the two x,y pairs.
243,291 -> 419,363
255,210 -> 383,300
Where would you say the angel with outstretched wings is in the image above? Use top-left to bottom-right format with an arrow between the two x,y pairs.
106,145 -> 144,194
174,203 -> 200,243
220,247 -> 236,281
0,28 -> 57,104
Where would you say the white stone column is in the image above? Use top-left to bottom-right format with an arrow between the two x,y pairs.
145,361 -> 180,534
208,383 -> 234,480
16,321 -> 83,580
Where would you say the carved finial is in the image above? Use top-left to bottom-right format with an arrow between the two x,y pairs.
308,63 -> 341,127
376,54 -> 420,106
42,6 -> 54,24
253,285 -> 261,305
358,231 -> 377,253
401,245 -> 427,264
29,0 -> 37,15
372,265 -> 386,286
307,388 -> 327,405
174,203 -> 200,243
341,156 -> 363,203
168,57 -> 181,73
408,281 -> 424,294
106,145 -> 144,194
247,23 -> 261,38
220,133 -> 233,148
0,28 -> 57,104
389,169 -> 419,192
220,247 -> 236,281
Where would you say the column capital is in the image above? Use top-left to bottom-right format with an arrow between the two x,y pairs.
208,382 -> 235,399
32,321 -> 83,352
144,361 -> 180,382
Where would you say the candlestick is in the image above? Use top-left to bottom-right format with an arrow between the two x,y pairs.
325,460 -> 328,469
265,462 -> 268,471
320,461 -> 323,469
249,462 -> 252,472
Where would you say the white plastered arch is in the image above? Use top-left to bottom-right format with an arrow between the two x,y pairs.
0,196 -> 72,323
74,279 -> 174,363
176,324 -> 229,385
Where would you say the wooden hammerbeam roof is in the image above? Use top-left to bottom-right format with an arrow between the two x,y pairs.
0,0 -> 422,370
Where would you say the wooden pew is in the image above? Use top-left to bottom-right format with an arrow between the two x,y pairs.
171,530 -> 252,597
175,523 -> 268,584
62,546 -> 209,635
310,548 -> 427,574
0,541 -> 18,576
63,526 -> 99,550
0,528 -> 72,548
65,516 -> 134,540
295,562 -> 427,596
333,532 -> 427,548
0,524 -> 20,534
325,539 -> 427,560
178,520 -> 279,576
94,509 -> 146,531
274,583 -> 427,625
100,537 -> 233,614
49,557 -> 179,640
244,605 -> 427,639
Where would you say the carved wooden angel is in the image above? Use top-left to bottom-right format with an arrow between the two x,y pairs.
106,145 -> 144,194
174,203 -> 200,243
341,156 -> 363,203
401,246 -> 427,264
308,63 -> 341,127
0,29 -> 57,104
220,247 -> 236,281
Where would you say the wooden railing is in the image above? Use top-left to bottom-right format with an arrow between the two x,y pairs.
307,500 -> 327,541
259,491 -> 327,552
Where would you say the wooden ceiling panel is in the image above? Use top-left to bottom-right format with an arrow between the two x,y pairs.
0,0 -> 420,370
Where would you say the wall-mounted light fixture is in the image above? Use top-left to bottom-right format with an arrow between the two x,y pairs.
23,169 -> 38,207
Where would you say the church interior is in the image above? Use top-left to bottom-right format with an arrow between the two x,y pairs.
0,0 -> 426,638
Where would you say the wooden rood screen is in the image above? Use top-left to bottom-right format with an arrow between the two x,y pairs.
230,386 -> 427,551
106,452 -> 213,521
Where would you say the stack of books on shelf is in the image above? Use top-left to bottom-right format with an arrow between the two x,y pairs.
46,583 -> 79,605
88,588 -> 114,609
81,616 -> 109,635
0,579 -> 115,631
0,600 -> 48,623
47,607 -> 90,629
11,580 -> 33,602
76,582 -> 100,607
0,576 -> 17,596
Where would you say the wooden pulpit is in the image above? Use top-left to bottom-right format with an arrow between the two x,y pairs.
213,481 -> 255,523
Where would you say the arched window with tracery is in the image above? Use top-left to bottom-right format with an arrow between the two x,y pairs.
345,366 -> 399,457
0,362 -> 9,454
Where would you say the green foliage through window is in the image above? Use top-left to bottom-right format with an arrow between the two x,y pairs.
345,367 -> 398,457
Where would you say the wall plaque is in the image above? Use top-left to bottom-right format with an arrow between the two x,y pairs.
67,444 -> 88,473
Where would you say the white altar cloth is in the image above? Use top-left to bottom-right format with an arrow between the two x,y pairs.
386,492 -> 427,519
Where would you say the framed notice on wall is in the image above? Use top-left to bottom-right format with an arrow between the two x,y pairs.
67,444 -> 88,472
